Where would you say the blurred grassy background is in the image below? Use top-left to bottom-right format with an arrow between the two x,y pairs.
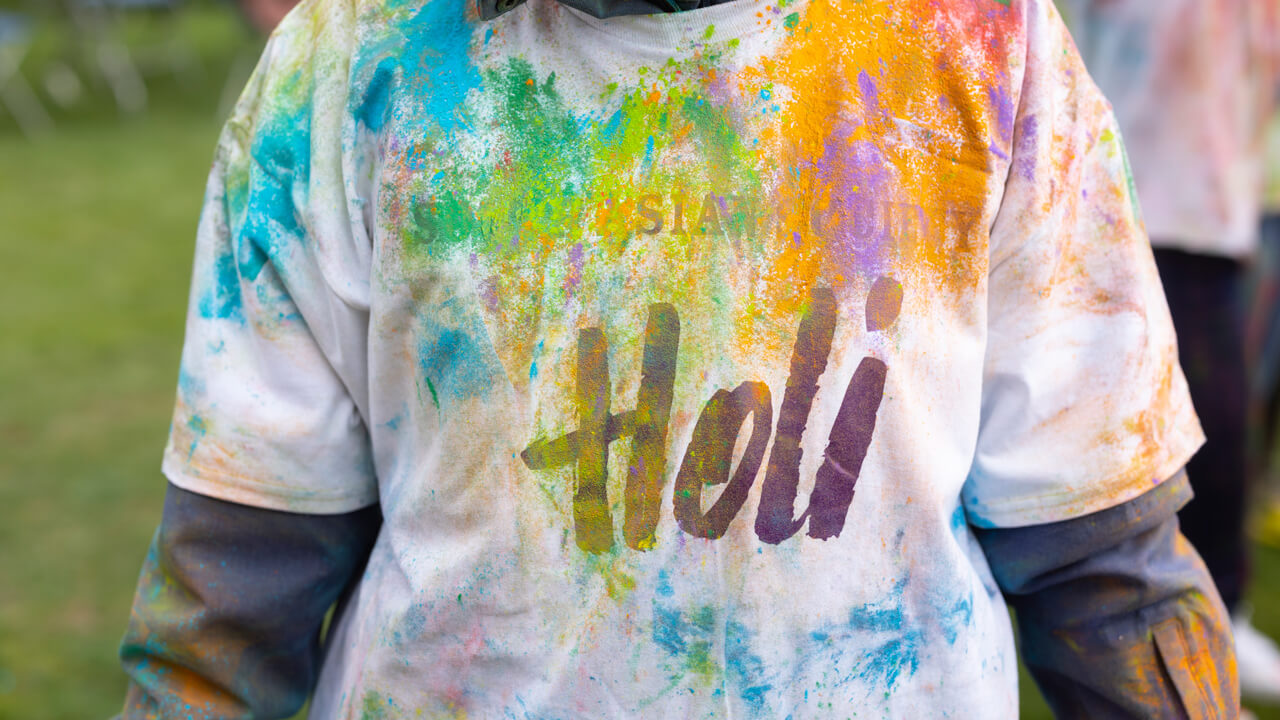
2,2 -> 1280,718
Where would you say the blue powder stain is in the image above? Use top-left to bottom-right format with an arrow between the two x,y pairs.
845,577 -> 923,691
235,91 -> 312,284
198,244 -> 244,321
940,593 -> 974,645
641,134 -> 656,172
392,0 -> 483,136
186,415 -> 208,460
355,59 -> 396,132
416,309 -> 505,408
950,505 -> 967,533
961,468 -> 1002,528
656,569 -> 674,597
725,620 -> 772,710
858,631 -> 923,691
529,340 -> 544,380
653,605 -> 687,655
177,368 -> 205,400
600,109 -> 624,141
385,415 -> 403,431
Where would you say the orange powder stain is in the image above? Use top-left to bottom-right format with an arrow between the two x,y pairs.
737,0 -> 1019,313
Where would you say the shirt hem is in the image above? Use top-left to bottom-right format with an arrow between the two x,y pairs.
161,455 -> 380,515
966,431 -> 1205,530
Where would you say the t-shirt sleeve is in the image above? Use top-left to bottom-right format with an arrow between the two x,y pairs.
162,4 -> 378,514
961,0 -> 1204,529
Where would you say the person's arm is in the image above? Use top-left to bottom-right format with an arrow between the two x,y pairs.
119,484 -> 381,719
974,470 -> 1238,719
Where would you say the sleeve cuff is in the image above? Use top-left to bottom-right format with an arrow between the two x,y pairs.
161,455 -> 379,515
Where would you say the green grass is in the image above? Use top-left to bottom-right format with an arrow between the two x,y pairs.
2,5 -> 1280,719
0,5 -> 258,718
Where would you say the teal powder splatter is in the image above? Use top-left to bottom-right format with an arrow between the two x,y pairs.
725,620 -> 772,710
845,579 -> 923,690
939,593 -> 974,645
389,0 -> 483,136
198,246 -> 244,321
186,415 -> 209,460
356,59 -> 396,132
416,309 -> 506,407
236,90 -> 313,283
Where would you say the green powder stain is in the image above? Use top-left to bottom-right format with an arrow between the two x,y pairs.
425,377 -> 440,410
1119,141 -> 1144,228
399,48 -> 764,277
703,24 -> 715,39
360,691 -> 392,720
394,41 -> 778,453
784,12 -> 799,28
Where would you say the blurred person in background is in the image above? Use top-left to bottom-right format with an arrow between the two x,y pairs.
1059,0 -> 1280,705
115,0 -> 1239,717
238,0 -> 301,33
1246,102 -> 1280,572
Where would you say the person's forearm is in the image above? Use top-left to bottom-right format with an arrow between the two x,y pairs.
974,472 -> 1238,718
119,484 -> 381,719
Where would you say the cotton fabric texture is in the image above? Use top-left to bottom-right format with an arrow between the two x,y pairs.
162,0 -> 1203,715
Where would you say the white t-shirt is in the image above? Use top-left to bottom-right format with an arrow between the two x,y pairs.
164,0 -> 1202,715
1058,0 -> 1278,257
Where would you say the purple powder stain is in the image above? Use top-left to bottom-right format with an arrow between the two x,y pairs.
987,142 -> 1009,161
702,71 -> 736,109
857,70 -> 881,116
480,274 -> 499,311
1015,114 -> 1039,181
564,242 -> 585,296
811,122 -> 894,277
986,82 -> 1015,145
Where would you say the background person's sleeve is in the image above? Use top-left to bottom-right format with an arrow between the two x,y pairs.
163,0 -> 378,514
963,0 -> 1204,529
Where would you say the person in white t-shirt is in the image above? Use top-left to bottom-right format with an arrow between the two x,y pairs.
117,0 -> 1236,716
1059,0 -> 1280,704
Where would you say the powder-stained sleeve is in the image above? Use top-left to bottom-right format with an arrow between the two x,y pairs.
974,472 -> 1239,718
962,0 -> 1204,528
163,0 -> 378,514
